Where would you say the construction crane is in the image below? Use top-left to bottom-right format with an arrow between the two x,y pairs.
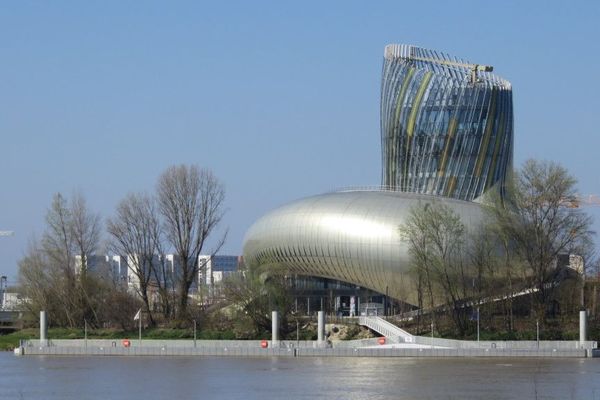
403,54 -> 493,85
0,231 -> 14,237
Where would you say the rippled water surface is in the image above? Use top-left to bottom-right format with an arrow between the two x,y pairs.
1,352 -> 600,399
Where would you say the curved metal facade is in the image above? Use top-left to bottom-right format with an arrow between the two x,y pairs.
243,191 -> 484,301
381,44 -> 513,201
243,44 -> 514,302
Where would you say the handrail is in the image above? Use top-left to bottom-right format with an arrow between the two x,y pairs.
333,185 -> 401,193
358,316 -> 413,342
387,285 -> 541,321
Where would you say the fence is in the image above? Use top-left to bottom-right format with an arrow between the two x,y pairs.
410,336 -> 597,350
22,339 -> 329,350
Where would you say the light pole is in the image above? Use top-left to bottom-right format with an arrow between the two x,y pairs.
291,311 -> 299,347
138,312 -> 142,346
477,307 -> 480,343
385,286 -> 389,317
0,276 -> 6,310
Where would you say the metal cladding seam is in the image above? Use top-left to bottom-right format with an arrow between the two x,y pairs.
243,191 -> 484,302
243,44 -> 513,302
381,44 -> 513,201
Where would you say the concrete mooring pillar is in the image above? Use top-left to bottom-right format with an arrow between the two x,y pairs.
272,311 -> 279,345
40,311 -> 47,345
580,310 -> 587,347
317,311 -> 325,344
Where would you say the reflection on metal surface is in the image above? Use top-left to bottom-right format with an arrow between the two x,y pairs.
243,44 -> 514,302
243,191 -> 483,301
320,215 -> 392,239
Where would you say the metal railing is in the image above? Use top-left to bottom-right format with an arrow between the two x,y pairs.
410,336 -> 597,350
332,185 -> 402,193
358,316 -> 414,342
387,285 -> 539,322
330,186 -> 444,197
22,338 -> 331,350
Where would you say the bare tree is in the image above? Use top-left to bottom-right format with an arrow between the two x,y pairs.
41,193 -> 82,327
107,193 -> 163,326
42,193 -> 74,278
157,165 -> 226,319
488,159 -> 594,321
71,191 -> 101,273
399,203 -> 436,331
19,193 -> 104,328
425,203 -> 470,334
400,202 -> 471,335
19,234 -> 140,330
18,238 -> 55,324
150,232 -> 175,321
468,226 -> 494,300
466,225 -> 500,327
70,191 -> 103,325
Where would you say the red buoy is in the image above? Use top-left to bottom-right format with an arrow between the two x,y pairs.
378,337 -> 386,345
260,340 -> 268,348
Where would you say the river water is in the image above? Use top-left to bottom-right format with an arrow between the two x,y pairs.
1,352 -> 599,399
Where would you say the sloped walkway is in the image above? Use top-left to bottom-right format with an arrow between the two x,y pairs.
358,316 -> 414,343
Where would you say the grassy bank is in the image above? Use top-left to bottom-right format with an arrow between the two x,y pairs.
0,330 -> 39,351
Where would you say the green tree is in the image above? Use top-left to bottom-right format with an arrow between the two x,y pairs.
222,262 -> 295,337
487,159 -> 594,321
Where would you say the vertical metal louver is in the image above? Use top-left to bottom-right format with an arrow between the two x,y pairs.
381,44 -> 513,201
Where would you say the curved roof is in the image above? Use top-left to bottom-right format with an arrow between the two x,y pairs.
243,190 -> 484,301
243,44 -> 513,302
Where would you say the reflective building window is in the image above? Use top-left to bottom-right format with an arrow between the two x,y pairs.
381,44 -> 513,201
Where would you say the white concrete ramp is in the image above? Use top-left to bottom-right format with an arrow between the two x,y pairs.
358,316 -> 414,343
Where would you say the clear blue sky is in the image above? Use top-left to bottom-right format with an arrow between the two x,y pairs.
1,0 -> 599,283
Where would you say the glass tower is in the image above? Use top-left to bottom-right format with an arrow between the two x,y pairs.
381,44 -> 513,201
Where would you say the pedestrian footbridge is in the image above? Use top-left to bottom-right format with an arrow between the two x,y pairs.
358,316 -> 414,343
356,315 -> 597,351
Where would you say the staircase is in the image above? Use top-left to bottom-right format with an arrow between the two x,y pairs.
358,316 -> 414,343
